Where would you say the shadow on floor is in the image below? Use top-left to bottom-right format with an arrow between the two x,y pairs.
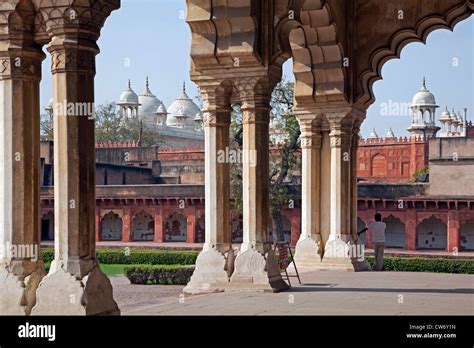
290,285 -> 474,295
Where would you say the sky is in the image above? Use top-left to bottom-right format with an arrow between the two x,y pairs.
40,0 -> 473,138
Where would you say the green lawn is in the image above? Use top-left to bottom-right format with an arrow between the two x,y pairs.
44,263 -> 137,277
100,264 -> 135,277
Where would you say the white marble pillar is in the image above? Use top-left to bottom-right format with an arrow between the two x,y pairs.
293,117 -> 323,267
323,119 -> 354,267
350,126 -> 360,243
32,38 -> 119,315
184,101 -> 233,294
231,88 -> 288,292
240,100 -> 270,253
0,47 -> 46,315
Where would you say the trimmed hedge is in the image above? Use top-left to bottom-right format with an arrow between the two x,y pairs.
41,249 -> 474,274
41,248 -> 198,266
125,265 -> 195,285
366,256 -> 474,274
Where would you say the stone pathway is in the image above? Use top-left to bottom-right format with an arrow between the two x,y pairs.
110,276 -> 185,313
112,271 -> 474,315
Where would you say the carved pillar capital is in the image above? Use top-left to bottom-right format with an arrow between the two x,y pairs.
329,128 -> 352,149
48,40 -> 98,75
203,110 -> 231,127
0,48 -> 44,81
299,120 -> 322,150
235,75 -> 277,126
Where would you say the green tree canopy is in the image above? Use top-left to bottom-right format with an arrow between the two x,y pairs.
230,79 -> 300,242
40,102 -> 162,147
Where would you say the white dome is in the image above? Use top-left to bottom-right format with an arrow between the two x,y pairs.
193,112 -> 203,121
411,78 -> 437,107
450,110 -> 459,123
156,104 -> 167,114
138,77 -> 165,115
119,80 -> 139,105
368,128 -> 379,139
440,107 -> 451,121
386,127 -> 396,138
167,82 -> 202,129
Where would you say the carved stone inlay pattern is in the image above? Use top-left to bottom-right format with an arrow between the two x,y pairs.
0,55 -> 43,80
50,49 -> 97,74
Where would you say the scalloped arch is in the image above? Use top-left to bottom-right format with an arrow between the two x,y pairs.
289,0 -> 346,106
357,3 -> 473,108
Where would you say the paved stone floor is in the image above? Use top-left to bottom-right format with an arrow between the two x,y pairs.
111,271 -> 474,315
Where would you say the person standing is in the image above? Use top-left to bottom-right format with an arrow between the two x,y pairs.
358,213 -> 386,271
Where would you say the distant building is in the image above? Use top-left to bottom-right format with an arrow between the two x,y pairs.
39,78 -> 474,253
358,78 -> 471,184
117,78 -> 204,147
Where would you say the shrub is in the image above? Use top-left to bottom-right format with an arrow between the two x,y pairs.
42,249 -> 54,264
366,256 -> 474,274
125,265 -> 195,285
41,248 -> 198,265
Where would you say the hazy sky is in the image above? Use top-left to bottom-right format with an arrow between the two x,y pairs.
40,0 -> 473,138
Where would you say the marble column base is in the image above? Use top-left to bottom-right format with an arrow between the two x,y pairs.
183,246 -> 232,294
31,265 -> 119,316
230,247 -> 289,292
320,237 -> 372,272
0,264 -> 45,315
292,236 -> 322,271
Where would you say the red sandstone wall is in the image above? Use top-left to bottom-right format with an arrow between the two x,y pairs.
357,137 -> 428,183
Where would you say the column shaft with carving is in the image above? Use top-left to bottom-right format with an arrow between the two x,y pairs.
293,116 -> 323,267
240,93 -> 271,252
317,111 -> 358,270
0,45 -> 46,315
203,108 -> 231,250
230,78 -> 288,292
48,39 -> 98,277
184,87 -> 233,294
328,123 -> 352,243
350,121 -> 363,244
32,37 -> 119,316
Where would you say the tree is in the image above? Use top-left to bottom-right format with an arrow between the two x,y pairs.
229,79 -> 300,242
40,102 -> 162,146
40,107 -> 53,140
268,80 -> 300,242
95,102 -> 162,147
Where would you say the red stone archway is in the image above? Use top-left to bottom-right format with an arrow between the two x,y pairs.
100,211 -> 123,241
460,218 -> 474,251
417,215 -> 448,250
131,211 -> 155,241
164,211 -> 187,242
